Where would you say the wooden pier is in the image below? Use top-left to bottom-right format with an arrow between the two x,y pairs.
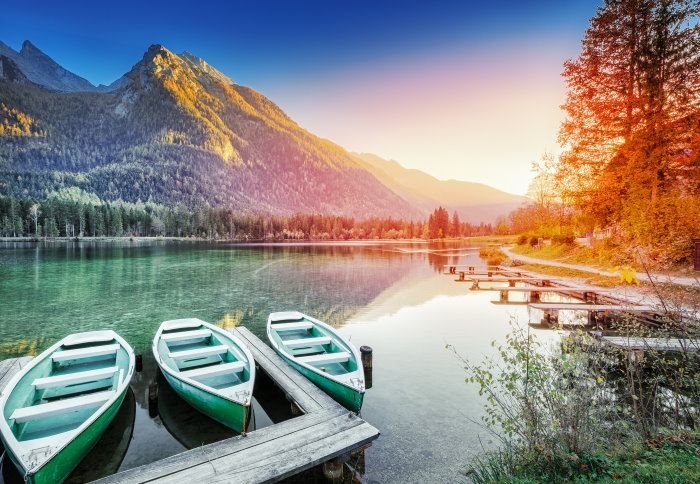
480,285 -> 612,302
600,336 -> 700,353
529,303 -> 656,326
458,276 -> 557,289
0,328 -> 379,484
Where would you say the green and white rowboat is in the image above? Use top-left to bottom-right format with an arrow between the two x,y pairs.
0,330 -> 134,484
267,312 -> 365,412
152,318 -> 255,433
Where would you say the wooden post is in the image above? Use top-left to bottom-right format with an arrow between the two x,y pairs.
148,382 -> 158,417
508,279 -> 516,287
500,290 -> 508,302
543,309 -> 559,327
360,346 -> 373,390
449,266 -> 456,274
322,457 -> 344,481
530,291 -> 541,302
360,346 -> 373,370
458,271 -> 465,281
135,353 -> 143,372
468,265 -> 475,273
471,280 -> 479,290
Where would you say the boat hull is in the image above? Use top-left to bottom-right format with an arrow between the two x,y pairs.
283,354 -> 364,412
161,371 -> 249,432
2,387 -> 127,484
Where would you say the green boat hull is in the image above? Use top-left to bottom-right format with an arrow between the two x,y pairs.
284,356 -> 364,412
162,371 -> 249,432
3,388 -> 127,484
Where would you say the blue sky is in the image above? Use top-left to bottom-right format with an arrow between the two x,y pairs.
1,0 -> 601,194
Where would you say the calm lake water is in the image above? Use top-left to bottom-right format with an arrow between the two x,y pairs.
0,240 -> 568,483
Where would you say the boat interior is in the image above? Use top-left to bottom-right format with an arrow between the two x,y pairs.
3,333 -> 128,443
269,315 -> 358,376
157,320 -> 252,395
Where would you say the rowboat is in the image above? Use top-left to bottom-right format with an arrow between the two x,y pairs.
0,330 -> 134,484
267,312 -> 365,412
152,318 -> 255,432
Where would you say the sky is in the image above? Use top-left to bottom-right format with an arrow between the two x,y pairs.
1,0 -> 601,195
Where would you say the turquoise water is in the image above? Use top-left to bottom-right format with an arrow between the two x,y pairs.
0,240 -> 564,482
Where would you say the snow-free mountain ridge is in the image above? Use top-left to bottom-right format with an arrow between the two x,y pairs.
0,40 -> 525,222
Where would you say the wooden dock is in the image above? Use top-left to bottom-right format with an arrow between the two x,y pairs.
600,336 -> 700,352
457,276 -> 557,289
0,328 -> 379,484
480,285 -> 611,302
529,303 -> 656,326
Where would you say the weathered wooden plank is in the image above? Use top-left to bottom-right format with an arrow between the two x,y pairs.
529,303 -> 655,312
144,412 -> 369,482
0,356 -> 33,392
93,406 -> 348,484
481,286 -> 610,292
214,423 -> 379,483
602,336 -> 700,352
462,277 -> 556,283
232,327 -> 338,411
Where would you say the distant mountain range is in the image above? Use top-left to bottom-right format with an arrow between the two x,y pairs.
351,153 -> 526,223
0,40 -> 526,222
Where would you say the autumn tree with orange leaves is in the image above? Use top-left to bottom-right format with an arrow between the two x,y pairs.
559,0 -> 700,265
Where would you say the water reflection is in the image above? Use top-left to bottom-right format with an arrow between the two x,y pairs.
0,240 -> 564,482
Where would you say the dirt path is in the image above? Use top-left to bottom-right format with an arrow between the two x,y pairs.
502,246 -> 699,288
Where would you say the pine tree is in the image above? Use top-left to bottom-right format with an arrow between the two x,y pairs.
559,0 -> 700,248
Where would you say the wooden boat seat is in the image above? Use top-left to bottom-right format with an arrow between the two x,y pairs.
272,322 -> 313,332
10,390 -> 114,423
169,345 -> 228,360
32,366 -> 119,390
51,344 -> 120,363
269,311 -> 305,323
298,351 -> 350,366
284,336 -> 331,348
161,329 -> 212,343
180,361 -> 245,379
162,318 -> 205,331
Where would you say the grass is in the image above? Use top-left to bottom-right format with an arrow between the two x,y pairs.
517,263 -> 622,287
480,247 -> 509,266
470,434 -> 700,483
510,242 -> 631,270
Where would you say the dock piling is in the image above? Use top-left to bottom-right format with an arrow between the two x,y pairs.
322,457 -> 344,481
360,346 -> 373,390
135,354 -> 143,372
148,382 -> 158,417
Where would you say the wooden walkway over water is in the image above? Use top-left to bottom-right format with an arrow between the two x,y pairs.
600,336 -> 700,352
0,328 -> 379,484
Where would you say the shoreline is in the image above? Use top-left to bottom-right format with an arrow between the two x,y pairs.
0,235 -> 515,244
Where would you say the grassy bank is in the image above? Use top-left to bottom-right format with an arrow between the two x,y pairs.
457,285 -> 700,484
470,434 -> 700,483
510,241 -> 620,269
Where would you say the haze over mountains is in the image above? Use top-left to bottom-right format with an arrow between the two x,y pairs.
352,153 -> 526,223
0,40 -> 525,222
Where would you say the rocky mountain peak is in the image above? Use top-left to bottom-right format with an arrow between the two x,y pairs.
20,40 -> 40,55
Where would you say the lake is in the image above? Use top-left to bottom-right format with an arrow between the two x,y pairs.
0,240 -> 567,483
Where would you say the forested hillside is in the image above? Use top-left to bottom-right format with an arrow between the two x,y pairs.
0,44 -> 422,219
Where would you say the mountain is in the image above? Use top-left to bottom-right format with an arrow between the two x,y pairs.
351,153 -> 527,223
0,40 -> 125,93
0,42 -> 422,219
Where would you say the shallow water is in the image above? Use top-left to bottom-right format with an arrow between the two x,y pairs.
0,240 -> 571,483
